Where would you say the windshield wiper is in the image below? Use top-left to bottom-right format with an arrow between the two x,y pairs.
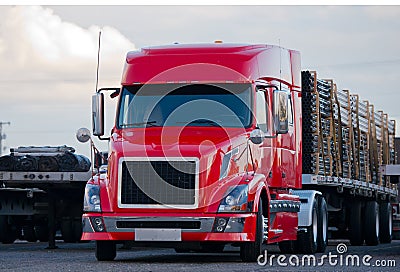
121,121 -> 159,128
176,119 -> 220,127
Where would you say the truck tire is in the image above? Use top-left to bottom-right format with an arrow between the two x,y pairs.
0,216 -> 17,244
379,202 -> 392,243
316,196 -> 328,253
240,199 -> 265,262
297,197 -> 318,254
349,200 -> 364,246
23,225 -> 37,242
95,241 -> 116,261
61,217 -> 82,243
364,201 -> 379,246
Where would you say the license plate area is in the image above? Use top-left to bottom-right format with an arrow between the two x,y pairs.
134,228 -> 182,241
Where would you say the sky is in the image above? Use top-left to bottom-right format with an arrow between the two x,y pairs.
0,5 -> 399,157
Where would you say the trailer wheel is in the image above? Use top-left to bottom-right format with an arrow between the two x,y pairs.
349,200 -> 364,246
240,198 -> 266,262
95,241 -> 116,261
316,196 -> 328,252
379,202 -> 392,243
0,216 -> 17,244
297,197 -> 318,254
364,201 -> 380,246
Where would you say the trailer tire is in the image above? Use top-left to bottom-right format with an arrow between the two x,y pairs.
379,202 -> 392,243
349,200 -> 364,246
95,241 -> 116,261
364,201 -> 380,246
240,199 -> 265,262
0,216 -> 17,244
297,197 -> 318,254
316,196 -> 328,253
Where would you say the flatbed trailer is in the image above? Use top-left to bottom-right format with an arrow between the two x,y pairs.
0,146 -> 91,248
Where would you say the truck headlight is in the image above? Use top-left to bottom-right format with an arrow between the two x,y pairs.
83,183 -> 101,212
218,184 -> 248,212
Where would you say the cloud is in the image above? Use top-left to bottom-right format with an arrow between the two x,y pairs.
0,6 -> 135,156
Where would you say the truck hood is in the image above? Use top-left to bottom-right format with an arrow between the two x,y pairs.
113,126 -> 248,158
107,126 -> 250,213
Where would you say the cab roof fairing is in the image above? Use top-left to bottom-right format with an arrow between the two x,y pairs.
121,43 -> 300,87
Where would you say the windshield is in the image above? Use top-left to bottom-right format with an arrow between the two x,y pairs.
117,83 -> 253,128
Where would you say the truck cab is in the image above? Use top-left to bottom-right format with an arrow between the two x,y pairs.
81,43 -> 308,261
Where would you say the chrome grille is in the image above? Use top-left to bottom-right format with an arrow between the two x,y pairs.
120,159 -> 197,206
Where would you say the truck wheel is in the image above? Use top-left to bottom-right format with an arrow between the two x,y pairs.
278,240 -> 297,254
364,201 -> 379,246
95,241 -> 116,261
0,216 -> 17,244
379,202 -> 392,243
316,196 -> 328,252
297,197 -> 318,254
23,225 -> 37,242
349,200 -> 364,246
61,217 -> 82,243
240,199 -> 266,262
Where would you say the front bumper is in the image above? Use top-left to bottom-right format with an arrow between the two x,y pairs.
81,213 -> 257,242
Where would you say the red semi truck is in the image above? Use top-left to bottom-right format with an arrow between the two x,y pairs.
80,43 -> 399,261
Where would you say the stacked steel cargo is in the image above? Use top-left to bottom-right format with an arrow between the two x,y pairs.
301,71 -> 396,187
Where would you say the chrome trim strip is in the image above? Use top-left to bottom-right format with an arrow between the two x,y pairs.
103,216 -> 214,233
117,157 -> 200,209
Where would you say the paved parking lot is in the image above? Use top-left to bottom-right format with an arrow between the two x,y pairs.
1,240 -> 399,271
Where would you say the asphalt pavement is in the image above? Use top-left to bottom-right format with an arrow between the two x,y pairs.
1,239 -> 399,272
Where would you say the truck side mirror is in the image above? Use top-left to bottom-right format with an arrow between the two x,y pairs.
249,128 -> 264,144
274,90 -> 289,134
92,93 -> 104,136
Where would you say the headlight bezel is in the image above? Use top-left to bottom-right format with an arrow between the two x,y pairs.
218,184 -> 249,213
83,183 -> 101,212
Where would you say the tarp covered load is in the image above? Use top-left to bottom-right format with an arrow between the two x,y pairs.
0,145 -> 90,172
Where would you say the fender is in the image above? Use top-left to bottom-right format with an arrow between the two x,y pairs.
248,173 -> 270,213
292,189 -> 321,227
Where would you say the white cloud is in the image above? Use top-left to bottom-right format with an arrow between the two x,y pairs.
0,6 -> 135,156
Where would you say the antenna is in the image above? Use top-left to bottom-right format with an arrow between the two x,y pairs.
279,39 -> 282,90
95,30 -> 102,92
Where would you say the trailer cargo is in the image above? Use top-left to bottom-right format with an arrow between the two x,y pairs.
79,43 -> 399,261
0,146 -> 91,247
